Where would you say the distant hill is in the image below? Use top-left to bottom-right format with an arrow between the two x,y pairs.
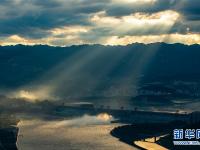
0,43 -> 200,87
0,43 -> 200,100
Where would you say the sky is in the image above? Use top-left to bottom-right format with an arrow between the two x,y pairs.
0,0 -> 200,46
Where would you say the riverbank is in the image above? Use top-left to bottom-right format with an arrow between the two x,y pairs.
0,127 -> 19,150
110,121 -> 185,149
111,121 -> 200,150
0,114 -> 19,150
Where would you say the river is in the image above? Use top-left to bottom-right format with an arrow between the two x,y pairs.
17,115 -> 138,150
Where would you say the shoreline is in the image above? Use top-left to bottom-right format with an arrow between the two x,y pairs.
0,114 -> 20,150
110,121 -> 200,150
0,126 -> 19,150
110,121 -> 183,149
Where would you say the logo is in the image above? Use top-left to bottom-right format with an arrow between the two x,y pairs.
173,129 -> 200,145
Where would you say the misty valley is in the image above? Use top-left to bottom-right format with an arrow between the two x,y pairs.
0,43 -> 200,150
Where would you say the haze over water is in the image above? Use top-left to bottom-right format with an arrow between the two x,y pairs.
17,116 -> 138,150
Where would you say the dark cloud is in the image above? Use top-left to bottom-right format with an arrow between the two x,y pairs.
0,0 -> 199,44
175,0 -> 200,19
0,0 -> 109,38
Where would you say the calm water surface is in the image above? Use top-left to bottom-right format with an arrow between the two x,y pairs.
17,116 -> 138,150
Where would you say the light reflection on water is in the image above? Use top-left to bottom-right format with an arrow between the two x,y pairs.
17,115 -> 138,150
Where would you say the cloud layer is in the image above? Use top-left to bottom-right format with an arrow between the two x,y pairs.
0,0 -> 199,46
